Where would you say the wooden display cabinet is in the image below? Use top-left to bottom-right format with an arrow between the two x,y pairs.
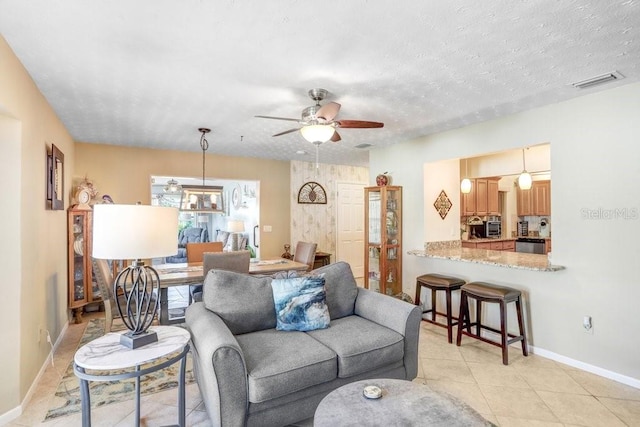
364,186 -> 402,296
68,207 -> 100,323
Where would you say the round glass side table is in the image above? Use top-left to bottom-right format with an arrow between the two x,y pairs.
73,326 -> 190,427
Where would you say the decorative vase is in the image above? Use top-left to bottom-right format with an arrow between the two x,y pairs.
376,173 -> 390,186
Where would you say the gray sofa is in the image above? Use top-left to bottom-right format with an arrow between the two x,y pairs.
185,261 -> 421,426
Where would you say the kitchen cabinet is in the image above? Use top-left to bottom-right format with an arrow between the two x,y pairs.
461,178 -> 500,216
517,180 -> 551,216
475,179 -> 488,214
502,240 -> 515,251
68,207 -> 101,324
461,180 -> 477,216
364,186 -> 402,297
517,187 -> 533,216
533,180 -> 551,215
487,179 -> 500,214
462,239 -> 515,251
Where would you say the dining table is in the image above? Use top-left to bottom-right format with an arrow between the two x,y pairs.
153,258 -> 310,324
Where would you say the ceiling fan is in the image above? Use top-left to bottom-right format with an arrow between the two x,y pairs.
255,88 -> 384,144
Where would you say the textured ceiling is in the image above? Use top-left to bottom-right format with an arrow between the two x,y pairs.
1,1 -> 639,167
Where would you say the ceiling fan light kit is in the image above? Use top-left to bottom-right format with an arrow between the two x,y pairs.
300,124 -> 335,143
255,88 -> 384,167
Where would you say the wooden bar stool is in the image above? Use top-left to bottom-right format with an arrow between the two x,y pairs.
415,274 -> 466,343
456,282 -> 528,365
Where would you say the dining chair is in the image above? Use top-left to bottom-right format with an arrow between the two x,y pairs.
203,250 -> 251,275
193,251 -> 252,302
293,241 -> 318,272
92,258 -> 157,333
186,241 -> 224,263
186,241 -> 224,303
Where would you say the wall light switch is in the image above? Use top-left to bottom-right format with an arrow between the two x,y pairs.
263,225 -> 272,232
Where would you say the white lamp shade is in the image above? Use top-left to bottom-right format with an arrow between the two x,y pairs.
460,178 -> 472,194
93,204 -> 179,260
300,125 -> 335,143
227,219 -> 245,233
518,172 -> 533,190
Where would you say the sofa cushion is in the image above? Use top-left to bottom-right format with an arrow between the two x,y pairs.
309,261 -> 358,320
203,269 -> 276,334
271,276 -> 330,331
307,315 -> 405,378
236,329 -> 337,403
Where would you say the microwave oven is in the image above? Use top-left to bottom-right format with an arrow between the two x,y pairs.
484,221 -> 502,238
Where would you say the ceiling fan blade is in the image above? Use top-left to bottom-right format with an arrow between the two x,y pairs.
255,115 -> 301,123
331,131 -> 341,143
335,120 -> 384,129
316,102 -> 341,121
272,128 -> 301,137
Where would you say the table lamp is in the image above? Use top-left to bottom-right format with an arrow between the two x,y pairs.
227,219 -> 245,251
93,204 -> 178,349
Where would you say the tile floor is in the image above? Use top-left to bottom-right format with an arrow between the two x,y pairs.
8,298 -> 640,426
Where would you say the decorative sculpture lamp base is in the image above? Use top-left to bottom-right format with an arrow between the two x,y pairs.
120,330 -> 158,349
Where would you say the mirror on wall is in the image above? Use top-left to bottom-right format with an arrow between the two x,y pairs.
151,176 -> 260,256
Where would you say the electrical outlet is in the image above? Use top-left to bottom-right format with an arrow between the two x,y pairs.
583,315 -> 594,335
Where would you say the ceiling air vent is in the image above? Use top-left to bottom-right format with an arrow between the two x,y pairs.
571,71 -> 624,89
355,143 -> 372,149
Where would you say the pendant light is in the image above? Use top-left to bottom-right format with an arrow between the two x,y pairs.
460,159 -> 471,194
518,148 -> 532,190
163,178 -> 181,194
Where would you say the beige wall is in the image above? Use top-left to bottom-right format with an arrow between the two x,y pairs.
290,161 -> 368,258
370,82 -> 640,384
74,143 -> 291,258
0,36 -> 75,416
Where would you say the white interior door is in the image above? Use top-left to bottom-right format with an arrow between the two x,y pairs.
336,182 -> 366,283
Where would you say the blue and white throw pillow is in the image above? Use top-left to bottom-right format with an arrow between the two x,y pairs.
271,276 -> 330,331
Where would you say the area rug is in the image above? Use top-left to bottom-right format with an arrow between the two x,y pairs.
44,318 -> 195,421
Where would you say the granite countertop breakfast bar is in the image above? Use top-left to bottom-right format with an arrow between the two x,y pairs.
409,241 -> 565,272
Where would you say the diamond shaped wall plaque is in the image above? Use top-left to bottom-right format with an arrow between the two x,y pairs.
433,190 -> 452,220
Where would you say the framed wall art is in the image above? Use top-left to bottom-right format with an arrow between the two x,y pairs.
433,189 -> 452,220
47,144 -> 65,210
297,181 -> 327,204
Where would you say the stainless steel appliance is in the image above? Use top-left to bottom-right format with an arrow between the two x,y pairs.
484,221 -> 501,238
515,238 -> 546,254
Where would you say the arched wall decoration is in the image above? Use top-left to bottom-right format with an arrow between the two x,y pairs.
297,181 -> 327,204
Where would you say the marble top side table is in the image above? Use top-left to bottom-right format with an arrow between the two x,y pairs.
73,326 -> 190,427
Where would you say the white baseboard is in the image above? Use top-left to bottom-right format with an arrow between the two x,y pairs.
475,328 -> 640,390
0,321 -> 69,426
530,345 -> 640,390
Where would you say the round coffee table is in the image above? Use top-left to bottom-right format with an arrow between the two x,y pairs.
314,378 -> 491,426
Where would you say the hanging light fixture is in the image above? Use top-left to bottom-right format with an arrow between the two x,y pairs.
300,124 -> 336,169
460,159 -> 472,194
199,128 -> 211,209
300,125 -> 335,144
163,178 -> 182,193
518,148 -> 532,190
